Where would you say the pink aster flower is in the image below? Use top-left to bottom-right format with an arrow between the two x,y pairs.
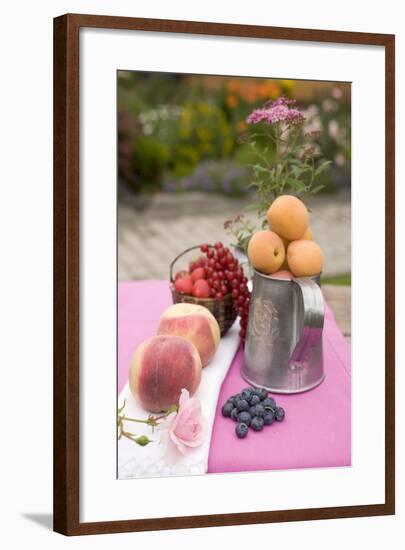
160,389 -> 207,462
246,96 -> 305,126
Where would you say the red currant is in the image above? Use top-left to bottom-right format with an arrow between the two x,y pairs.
207,250 -> 214,259
214,242 -> 223,250
220,256 -> 228,267
220,284 -> 228,295
200,243 -> 209,253
215,292 -> 224,300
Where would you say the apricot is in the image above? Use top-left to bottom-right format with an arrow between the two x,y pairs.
302,227 -> 313,240
157,303 -> 220,367
129,335 -> 202,412
270,270 -> 294,280
278,236 -> 290,270
287,239 -> 323,277
267,195 -> 309,240
247,230 -> 285,275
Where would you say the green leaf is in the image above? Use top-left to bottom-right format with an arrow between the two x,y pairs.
246,202 -> 265,211
311,184 -> 325,194
314,160 -> 332,177
250,164 -> 270,173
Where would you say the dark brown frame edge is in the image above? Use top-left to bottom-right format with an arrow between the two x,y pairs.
53,13 -> 395,536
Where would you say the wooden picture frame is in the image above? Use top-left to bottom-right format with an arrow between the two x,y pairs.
53,13 -> 395,536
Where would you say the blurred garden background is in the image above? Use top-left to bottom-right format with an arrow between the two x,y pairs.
117,72 -> 351,342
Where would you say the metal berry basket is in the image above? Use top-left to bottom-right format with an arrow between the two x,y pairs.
169,245 -> 237,336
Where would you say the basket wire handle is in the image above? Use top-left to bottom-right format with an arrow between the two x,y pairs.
169,244 -> 213,282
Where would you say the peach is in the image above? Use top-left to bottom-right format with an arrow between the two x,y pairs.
157,303 -> 220,367
191,267 -> 206,283
287,239 -> 324,277
192,279 -> 210,298
174,275 -> 193,294
174,270 -> 188,281
129,335 -> 202,412
267,195 -> 309,240
247,230 -> 285,275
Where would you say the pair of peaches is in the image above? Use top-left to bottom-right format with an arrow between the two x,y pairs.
248,195 -> 324,278
128,303 -> 220,412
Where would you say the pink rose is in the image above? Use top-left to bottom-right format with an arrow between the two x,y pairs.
160,389 -> 207,462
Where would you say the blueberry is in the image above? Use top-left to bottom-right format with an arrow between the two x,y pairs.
251,416 -> 264,431
254,404 -> 265,417
262,397 -> 276,410
258,388 -> 268,400
249,405 -> 257,416
263,410 -> 275,425
252,388 -> 262,397
236,422 -> 249,439
275,407 -> 285,421
250,394 -> 261,406
237,411 -> 252,426
228,395 -> 238,406
231,408 -> 239,421
221,402 -> 235,417
237,399 -> 250,412
241,388 -> 252,401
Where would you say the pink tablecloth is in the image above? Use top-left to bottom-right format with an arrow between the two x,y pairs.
118,280 -> 351,473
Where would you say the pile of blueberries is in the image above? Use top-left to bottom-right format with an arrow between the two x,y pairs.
221,387 -> 285,438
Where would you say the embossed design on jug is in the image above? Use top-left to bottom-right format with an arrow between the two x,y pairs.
248,296 -> 279,351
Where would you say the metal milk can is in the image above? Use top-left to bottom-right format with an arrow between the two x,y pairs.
242,269 -> 325,393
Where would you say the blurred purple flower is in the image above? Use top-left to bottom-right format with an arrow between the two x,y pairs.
222,178 -> 232,193
183,177 -> 193,190
163,180 -> 177,192
246,97 -> 305,126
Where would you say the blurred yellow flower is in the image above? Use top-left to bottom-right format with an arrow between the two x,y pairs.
226,94 -> 239,108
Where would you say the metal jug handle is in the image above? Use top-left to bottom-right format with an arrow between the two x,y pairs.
289,277 -> 324,367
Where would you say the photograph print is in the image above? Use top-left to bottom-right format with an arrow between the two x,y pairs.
116,71 -> 351,480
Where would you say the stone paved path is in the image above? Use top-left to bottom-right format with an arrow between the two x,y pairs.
118,189 -> 350,281
323,284 -> 351,345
